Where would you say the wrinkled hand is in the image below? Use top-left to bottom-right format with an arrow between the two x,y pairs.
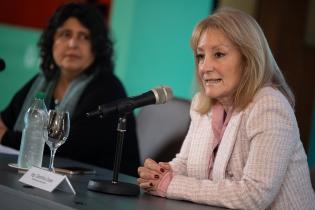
137,158 -> 171,195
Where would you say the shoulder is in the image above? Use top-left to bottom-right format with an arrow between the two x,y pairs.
8,74 -> 39,104
244,86 -> 298,134
0,73 -> 39,123
250,86 -> 293,112
19,74 -> 40,92
86,72 -> 127,98
191,92 -> 201,110
189,92 -> 210,120
73,72 -> 129,119
92,71 -> 125,88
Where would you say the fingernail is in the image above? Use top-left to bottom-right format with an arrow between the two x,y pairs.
150,183 -> 153,187
160,168 -> 165,173
154,174 -> 159,179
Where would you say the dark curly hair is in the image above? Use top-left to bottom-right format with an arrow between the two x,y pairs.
38,2 -> 113,80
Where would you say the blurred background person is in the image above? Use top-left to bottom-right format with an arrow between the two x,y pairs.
138,8 -> 315,209
0,2 -> 140,176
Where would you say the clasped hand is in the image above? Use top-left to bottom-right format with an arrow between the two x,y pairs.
137,158 -> 171,196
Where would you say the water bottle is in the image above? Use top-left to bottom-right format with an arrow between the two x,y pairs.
18,92 -> 48,169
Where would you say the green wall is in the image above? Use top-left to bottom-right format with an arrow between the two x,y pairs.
0,24 -> 41,110
111,0 -> 213,99
0,0 -> 213,110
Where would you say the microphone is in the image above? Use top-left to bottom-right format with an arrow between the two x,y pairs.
86,86 -> 173,117
0,58 -> 5,71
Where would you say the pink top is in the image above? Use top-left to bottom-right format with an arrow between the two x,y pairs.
208,103 -> 233,178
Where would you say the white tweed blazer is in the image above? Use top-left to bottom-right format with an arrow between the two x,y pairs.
167,87 -> 315,210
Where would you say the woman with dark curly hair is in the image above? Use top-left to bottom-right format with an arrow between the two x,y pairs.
0,3 -> 140,176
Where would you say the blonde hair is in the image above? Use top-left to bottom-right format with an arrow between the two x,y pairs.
191,7 -> 294,114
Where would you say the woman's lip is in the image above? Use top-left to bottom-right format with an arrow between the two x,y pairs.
204,78 -> 222,85
204,78 -> 221,81
65,54 -> 80,58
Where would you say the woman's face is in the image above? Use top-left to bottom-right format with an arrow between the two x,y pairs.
53,17 -> 95,78
197,28 -> 242,106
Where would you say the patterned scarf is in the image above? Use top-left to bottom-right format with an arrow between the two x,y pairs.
14,71 -> 95,131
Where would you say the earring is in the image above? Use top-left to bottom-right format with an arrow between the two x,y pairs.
49,63 -> 54,70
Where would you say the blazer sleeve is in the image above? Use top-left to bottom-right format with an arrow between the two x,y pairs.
166,90 -> 299,209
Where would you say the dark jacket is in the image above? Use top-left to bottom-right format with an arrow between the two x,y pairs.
1,71 -> 140,176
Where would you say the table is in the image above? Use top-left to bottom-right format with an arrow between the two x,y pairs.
0,144 -> 19,155
0,153 -> 227,210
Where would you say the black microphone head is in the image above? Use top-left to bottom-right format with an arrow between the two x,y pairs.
151,86 -> 173,104
0,58 -> 5,71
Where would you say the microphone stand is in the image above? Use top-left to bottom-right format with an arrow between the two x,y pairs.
87,114 -> 140,196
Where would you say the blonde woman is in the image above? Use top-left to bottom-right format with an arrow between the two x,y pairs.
138,8 -> 315,209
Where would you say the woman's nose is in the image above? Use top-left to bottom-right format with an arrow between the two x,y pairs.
200,56 -> 213,73
68,37 -> 79,48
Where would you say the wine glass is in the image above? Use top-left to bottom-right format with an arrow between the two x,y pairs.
46,110 -> 70,172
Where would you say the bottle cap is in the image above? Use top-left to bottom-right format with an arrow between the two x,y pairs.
35,92 -> 46,100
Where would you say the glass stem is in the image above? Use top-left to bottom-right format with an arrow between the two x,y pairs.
49,148 -> 57,172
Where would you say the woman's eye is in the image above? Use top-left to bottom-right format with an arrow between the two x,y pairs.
79,34 -> 90,40
196,53 -> 204,62
214,52 -> 225,58
59,31 -> 71,38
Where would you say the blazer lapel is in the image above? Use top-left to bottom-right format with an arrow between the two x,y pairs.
212,111 -> 243,181
188,113 -> 214,179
